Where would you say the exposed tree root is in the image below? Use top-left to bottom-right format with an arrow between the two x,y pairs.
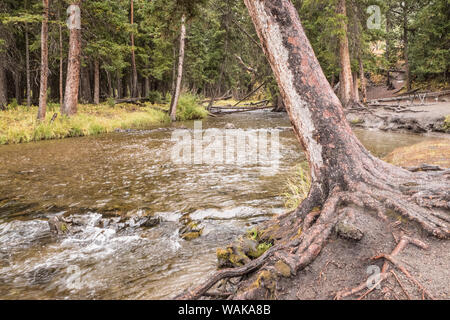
175,165 -> 449,300
334,234 -> 432,300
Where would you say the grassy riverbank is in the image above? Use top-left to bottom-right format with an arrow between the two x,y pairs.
0,94 -> 208,145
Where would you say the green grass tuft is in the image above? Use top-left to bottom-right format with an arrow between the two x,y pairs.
282,162 -> 312,211
176,94 -> 208,121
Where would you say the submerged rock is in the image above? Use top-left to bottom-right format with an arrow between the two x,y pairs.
179,218 -> 204,241
48,216 -> 71,235
224,123 -> 236,129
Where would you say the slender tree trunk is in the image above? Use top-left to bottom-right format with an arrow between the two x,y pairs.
94,59 -> 100,104
403,3 -> 411,91
58,4 -> 64,107
37,0 -> 49,121
0,61 -> 7,108
386,6 -> 393,89
80,64 -> 91,103
106,70 -> 113,98
353,72 -> 359,102
130,0 -> 138,98
25,27 -> 31,107
25,0 -> 31,107
144,77 -> 150,98
178,0 -> 450,300
62,3 -> 82,116
359,57 -> 366,103
336,0 -> 354,108
169,14 -> 186,122
14,73 -> 22,105
116,71 -> 122,99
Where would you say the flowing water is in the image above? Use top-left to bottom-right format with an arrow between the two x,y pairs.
0,111 -> 443,299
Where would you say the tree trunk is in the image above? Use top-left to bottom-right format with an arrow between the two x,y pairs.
359,57 -> 366,103
58,4 -> 64,107
130,0 -> 138,98
336,0 -> 354,108
144,77 -> 150,98
62,3 -> 82,116
37,0 -> 49,121
25,28 -> 31,107
403,3 -> 411,91
94,59 -> 100,104
80,64 -> 91,103
353,72 -> 359,102
25,0 -> 31,108
169,14 -> 186,122
178,0 -> 449,300
386,6 -> 393,89
0,61 -> 7,108
14,73 -> 22,105
106,70 -> 113,98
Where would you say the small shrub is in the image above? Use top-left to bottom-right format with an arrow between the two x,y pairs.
107,97 -> 115,108
148,91 -> 162,104
8,99 -> 18,110
176,93 -> 208,121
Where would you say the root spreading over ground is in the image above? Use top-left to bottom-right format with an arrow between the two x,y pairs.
176,161 -> 449,300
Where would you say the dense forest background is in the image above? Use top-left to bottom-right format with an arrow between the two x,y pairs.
0,0 -> 448,112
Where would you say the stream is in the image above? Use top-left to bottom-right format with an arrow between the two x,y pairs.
0,111 -> 444,299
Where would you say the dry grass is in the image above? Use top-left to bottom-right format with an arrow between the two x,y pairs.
383,139 -> 450,168
0,103 -> 170,145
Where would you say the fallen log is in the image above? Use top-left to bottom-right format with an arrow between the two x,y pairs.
368,90 -> 450,104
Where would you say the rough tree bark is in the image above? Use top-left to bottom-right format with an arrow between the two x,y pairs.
37,0 -> 49,121
62,2 -> 82,116
169,14 -> 186,122
336,0 -> 356,108
177,0 -> 449,300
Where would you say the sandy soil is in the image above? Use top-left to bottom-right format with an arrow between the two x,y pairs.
275,213 -> 449,300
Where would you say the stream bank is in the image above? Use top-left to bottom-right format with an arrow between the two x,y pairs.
0,111 -> 448,300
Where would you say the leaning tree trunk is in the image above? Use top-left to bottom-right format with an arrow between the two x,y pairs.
37,0 -> 49,121
62,3 -> 82,116
177,0 -> 449,300
336,0 -> 355,108
169,14 -> 186,122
